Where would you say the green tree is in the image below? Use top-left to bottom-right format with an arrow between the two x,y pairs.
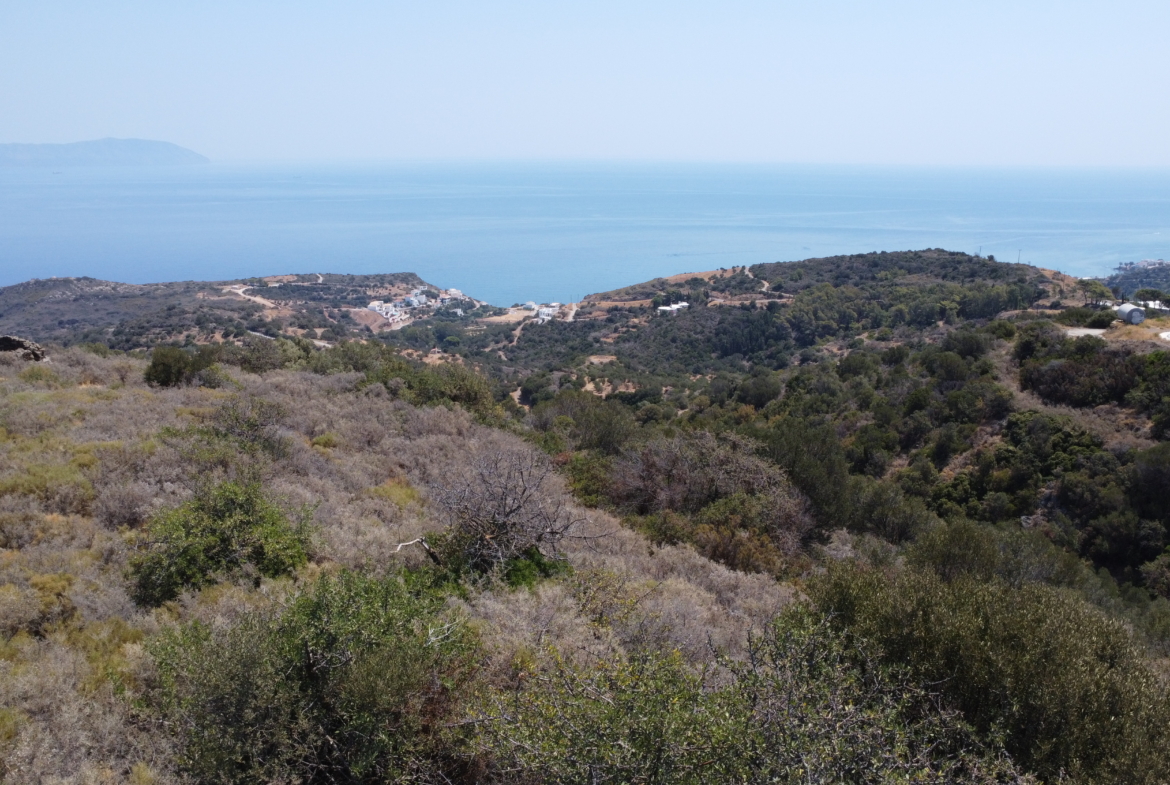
144,344 -> 220,387
130,481 -> 310,605
1077,279 -> 1114,305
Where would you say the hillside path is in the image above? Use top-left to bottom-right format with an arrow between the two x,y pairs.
224,285 -> 277,309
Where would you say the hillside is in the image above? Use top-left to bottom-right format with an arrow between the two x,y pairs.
0,272 -> 495,350
3,249 -> 1170,783
0,138 -> 209,166
1101,260 -> 1170,297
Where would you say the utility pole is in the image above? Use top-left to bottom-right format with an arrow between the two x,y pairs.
1017,250 -> 1022,264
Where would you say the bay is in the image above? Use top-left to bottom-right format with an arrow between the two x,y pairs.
1,162 -> 1168,305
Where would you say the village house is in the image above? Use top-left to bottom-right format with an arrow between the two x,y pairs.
657,302 -> 689,314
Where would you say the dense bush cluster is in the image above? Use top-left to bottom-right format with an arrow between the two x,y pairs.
813,564 -> 1170,783
605,432 -> 814,574
151,570 -> 475,783
484,609 -> 1027,784
1016,323 -> 1170,435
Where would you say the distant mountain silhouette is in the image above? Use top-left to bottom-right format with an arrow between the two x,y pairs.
0,138 -> 209,166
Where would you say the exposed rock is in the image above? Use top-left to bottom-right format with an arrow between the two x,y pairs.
0,335 -> 46,361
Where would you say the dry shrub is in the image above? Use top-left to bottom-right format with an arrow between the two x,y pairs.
0,584 -> 42,637
48,347 -> 137,389
0,510 -> 136,635
609,432 -> 783,514
461,580 -> 624,686
608,432 -> 814,571
0,636 -> 176,784
0,496 -> 43,550
559,514 -> 797,661
93,480 -> 158,529
463,505 -> 796,671
432,444 -> 581,575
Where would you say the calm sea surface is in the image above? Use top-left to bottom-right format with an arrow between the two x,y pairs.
2,163 -> 1168,305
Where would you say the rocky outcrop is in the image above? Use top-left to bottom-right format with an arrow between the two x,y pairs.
0,335 -> 46,361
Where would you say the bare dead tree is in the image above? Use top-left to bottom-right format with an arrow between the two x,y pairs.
432,449 -> 582,574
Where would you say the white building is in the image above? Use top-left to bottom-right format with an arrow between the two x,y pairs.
367,300 -> 401,319
657,302 -> 690,314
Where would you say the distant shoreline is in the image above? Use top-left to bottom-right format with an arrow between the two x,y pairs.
0,138 -> 208,166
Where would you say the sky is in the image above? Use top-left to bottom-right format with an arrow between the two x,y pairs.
1,1 -> 1168,166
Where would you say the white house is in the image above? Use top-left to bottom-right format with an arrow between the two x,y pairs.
367,300 -> 400,319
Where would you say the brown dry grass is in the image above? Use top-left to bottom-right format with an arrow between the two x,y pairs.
581,299 -> 653,309
348,307 -> 393,332
479,309 -> 531,324
1104,315 -> 1170,347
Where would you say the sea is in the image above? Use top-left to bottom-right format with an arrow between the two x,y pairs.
2,162 -> 1168,306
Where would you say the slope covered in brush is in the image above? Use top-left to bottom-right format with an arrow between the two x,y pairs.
4,248 -> 1170,783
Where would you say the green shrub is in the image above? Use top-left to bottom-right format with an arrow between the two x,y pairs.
79,341 -> 113,357
1056,306 -> 1097,327
485,648 -> 739,784
941,329 -> 991,359
484,609 -> 1024,784
1088,310 -> 1116,328
984,320 -> 1017,340
847,476 -> 937,542
907,517 -> 1083,587
811,563 -> 1170,784
366,476 -> 421,508
532,390 -> 636,454
561,451 -> 612,507
502,546 -> 571,588
223,336 -> 314,374
1127,352 -> 1170,439
17,365 -> 62,387
150,571 -> 474,784
0,460 -> 94,514
144,345 -> 220,387
129,481 -> 310,605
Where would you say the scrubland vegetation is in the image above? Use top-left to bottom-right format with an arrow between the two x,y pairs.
3,250 -> 1170,783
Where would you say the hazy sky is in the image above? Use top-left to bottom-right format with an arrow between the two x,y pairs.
2,1 -> 1168,165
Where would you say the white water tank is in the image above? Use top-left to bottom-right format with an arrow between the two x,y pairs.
1118,303 -> 1146,325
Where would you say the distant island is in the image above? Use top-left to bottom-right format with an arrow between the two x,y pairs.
0,137 -> 209,166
